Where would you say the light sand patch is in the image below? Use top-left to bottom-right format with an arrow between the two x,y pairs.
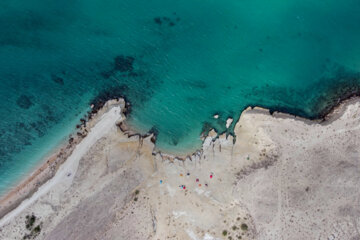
0,106 -> 122,227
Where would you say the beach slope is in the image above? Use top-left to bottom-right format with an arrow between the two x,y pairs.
0,99 -> 360,239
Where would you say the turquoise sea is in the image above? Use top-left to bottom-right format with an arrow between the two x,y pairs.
1,0 -> 360,194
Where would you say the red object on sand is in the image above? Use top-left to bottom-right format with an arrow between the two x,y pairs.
196,178 -> 199,182
210,175 -> 213,179
183,186 -> 186,190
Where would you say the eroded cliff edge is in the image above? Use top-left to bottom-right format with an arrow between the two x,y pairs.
1,98 -> 360,240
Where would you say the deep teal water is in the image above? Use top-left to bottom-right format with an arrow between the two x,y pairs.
1,0 -> 360,194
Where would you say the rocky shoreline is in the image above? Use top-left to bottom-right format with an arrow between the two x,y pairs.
0,92 -> 360,225
0,95 -> 360,239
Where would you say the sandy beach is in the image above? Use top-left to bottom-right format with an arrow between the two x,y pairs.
0,98 -> 360,239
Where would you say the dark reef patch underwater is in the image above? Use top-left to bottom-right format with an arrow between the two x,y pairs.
1,0 -> 360,193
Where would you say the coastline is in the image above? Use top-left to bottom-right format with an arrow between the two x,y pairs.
0,94 -> 359,226
0,99 -> 126,222
0,95 -> 360,239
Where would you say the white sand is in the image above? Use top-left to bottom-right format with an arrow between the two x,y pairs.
226,117 -> 233,128
0,106 -> 122,227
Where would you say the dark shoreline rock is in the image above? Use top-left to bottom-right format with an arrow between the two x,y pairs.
88,72 -> 360,155
89,86 -> 130,115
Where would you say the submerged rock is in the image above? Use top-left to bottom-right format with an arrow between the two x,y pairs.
114,56 -> 135,72
51,75 -> 64,85
153,16 -> 177,27
154,17 -> 162,25
16,95 -> 33,109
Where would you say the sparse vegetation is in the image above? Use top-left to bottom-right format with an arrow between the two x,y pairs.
222,230 -> 228,236
133,189 -> 140,201
232,225 -> 238,231
25,214 -> 36,230
23,214 -> 42,239
241,223 -> 248,231
33,225 -> 41,234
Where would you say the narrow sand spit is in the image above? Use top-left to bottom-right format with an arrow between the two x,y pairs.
0,105 -> 122,227
0,98 -> 360,239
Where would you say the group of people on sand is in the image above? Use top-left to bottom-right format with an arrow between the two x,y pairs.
159,172 -> 214,192
174,172 -> 214,190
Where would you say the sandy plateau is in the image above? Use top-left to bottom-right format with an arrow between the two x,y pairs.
1,98 -> 360,240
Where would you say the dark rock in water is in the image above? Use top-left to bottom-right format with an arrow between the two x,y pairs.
154,17 -> 162,25
154,16 -> 177,26
90,85 -> 129,112
308,67 -> 360,119
171,138 -> 178,146
128,72 -> 139,77
149,126 -> 159,136
51,74 -> 64,85
162,17 -> 171,22
149,127 -> 158,143
114,55 -> 135,72
151,135 -> 157,144
16,95 -> 33,109
101,70 -> 113,79
30,120 -> 46,137
201,121 -> 212,136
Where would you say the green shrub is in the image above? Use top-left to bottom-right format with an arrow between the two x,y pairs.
25,215 -> 36,230
241,223 -> 248,231
33,225 -> 41,234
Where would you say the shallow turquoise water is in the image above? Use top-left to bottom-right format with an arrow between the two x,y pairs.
1,0 -> 360,193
